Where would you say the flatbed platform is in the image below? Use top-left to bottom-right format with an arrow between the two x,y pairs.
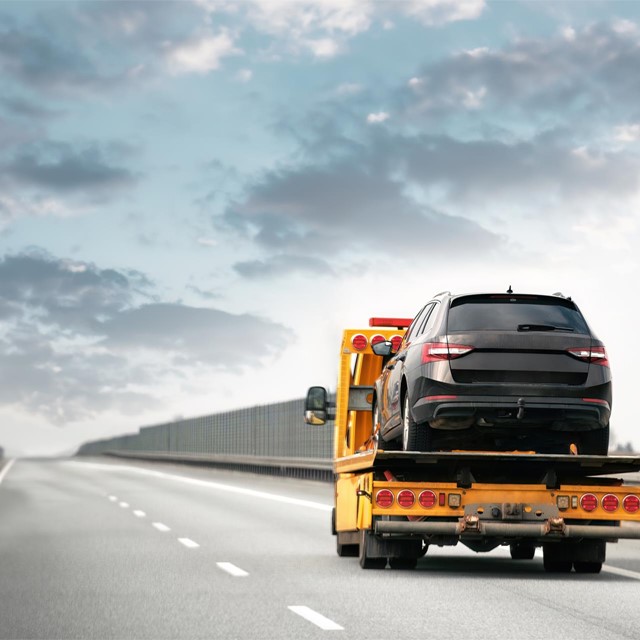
337,451 -> 640,487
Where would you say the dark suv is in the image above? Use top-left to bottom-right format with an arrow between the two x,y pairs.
372,292 -> 611,454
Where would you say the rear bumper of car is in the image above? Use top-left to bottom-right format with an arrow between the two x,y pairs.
412,394 -> 611,430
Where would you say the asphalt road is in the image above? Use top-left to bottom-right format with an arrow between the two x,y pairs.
2,458 -> 640,640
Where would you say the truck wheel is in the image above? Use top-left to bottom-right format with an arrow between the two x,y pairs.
359,530 -> 386,570
580,424 -> 610,455
389,557 -> 418,570
574,561 -> 602,574
510,542 -> 536,560
543,558 -> 572,573
337,539 -> 359,557
402,395 -> 430,452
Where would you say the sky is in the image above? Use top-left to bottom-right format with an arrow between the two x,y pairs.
1,0 -> 640,456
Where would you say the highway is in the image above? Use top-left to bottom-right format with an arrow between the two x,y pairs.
1,458 -> 640,639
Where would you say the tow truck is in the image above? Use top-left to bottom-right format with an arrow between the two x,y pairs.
304,318 -> 640,572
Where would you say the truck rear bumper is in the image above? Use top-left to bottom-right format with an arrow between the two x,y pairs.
375,518 -> 640,540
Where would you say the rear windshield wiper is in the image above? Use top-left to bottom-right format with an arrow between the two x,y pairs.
517,324 -> 575,332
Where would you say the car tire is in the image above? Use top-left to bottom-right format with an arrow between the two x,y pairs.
580,423 -> 610,455
402,394 -> 430,452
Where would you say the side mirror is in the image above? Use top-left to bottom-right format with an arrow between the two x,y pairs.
304,386 -> 328,425
372,340 -> 393,357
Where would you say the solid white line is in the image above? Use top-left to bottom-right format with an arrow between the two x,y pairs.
68,461 -> 332,512
119,501 -> 129,508
152,522 -> 171,532
108,495 -> 118,502
216,562 -> 249,577
133,510 -> 146,518
0,459 -> 16,485
603,565 -> 640,580
178,537 -> 199,549
288,606 -> 343,631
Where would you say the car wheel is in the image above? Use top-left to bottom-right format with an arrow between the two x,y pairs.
402,394 -> 430,452
580,423 -> 610,455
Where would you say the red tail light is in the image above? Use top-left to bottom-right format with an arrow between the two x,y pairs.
567,346 -> 609,367
422,342 -> 474,364
375,489 -> 394,508
418,490 -> 436,508
602,494 -> 619,512
623,495 -> 640,513
370,334 -> 385,346
351,334 -> 368,351
580,493 -> 598,512
390,335 -> 403,352
397,490 -> 415,508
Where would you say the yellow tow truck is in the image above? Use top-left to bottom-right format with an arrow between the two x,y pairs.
304,317 -> 640,572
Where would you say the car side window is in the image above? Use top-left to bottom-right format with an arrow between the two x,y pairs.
404,305 -> 429,344
420,301 -> 440,337
414,303 -> 436,338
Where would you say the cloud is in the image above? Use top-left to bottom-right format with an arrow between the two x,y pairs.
223,156 -> 500,265
4,140 -> 138,197
400,22 -> 640,124
233,254 -> 334,278
367,111 -> 390,124
0,250 -> 289,423
166,29 -> 241,75
404,0 -> 485,26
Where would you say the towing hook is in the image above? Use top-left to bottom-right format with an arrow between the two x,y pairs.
517,398 -> 526,420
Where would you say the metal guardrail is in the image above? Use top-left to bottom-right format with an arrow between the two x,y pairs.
77,397 -> 335,480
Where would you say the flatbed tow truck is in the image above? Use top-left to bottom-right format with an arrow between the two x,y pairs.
304,318 -> 640,572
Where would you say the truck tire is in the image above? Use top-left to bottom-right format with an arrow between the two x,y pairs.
402,395 -> 430,452
543,558 -> 572,573
359,530 -> 387,570
389,557 -> 418,570
573,561 -> 602,573
510,542 -> 536,560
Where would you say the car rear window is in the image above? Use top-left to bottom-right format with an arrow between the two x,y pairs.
448,296 -> 590,334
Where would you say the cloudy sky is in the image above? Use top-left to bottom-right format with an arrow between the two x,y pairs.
2,0 -> 640,455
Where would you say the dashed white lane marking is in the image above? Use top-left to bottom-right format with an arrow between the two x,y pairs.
69,461 -> 331,512
108,495 -> 118,502
0,459 -> 16,485
217,562 -> 249,577
603,565 -> 640,580
133,510 -> 146,518
288,606 -> 343,631
152,522 -> 171,532
119,501 -> 129,508
178,537 -> 199,549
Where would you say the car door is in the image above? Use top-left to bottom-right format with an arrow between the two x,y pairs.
381,304 -> 434,433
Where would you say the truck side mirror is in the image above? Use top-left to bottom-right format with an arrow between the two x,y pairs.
304,386 -> 328,425
372,341 -> 393,357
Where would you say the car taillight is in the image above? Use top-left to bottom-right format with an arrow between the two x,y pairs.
623,495 -> 640,513
375,489 -> 394,508
418,490 -> 436,508
390,335 -> 403,352
602,494 -> 619,512
422,342 -> 474,364
370,334 -> 385,346
397,490 -> 415,508
567,346 -> 609,367
351,334 -> 368,351
580,493 -> 598,512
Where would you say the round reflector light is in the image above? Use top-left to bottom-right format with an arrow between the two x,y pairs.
375,489 -> 394,508
390,335 -> 403,352
370,334 -> 385,346
418,490 -> 436,508
397,490 -> 415,508
580,493 -> 598,512
602,494 -> 619,512
623,495 -> 640,513
351,334 -> 368,351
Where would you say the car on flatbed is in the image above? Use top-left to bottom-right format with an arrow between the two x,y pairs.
372,291 -> 611,454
